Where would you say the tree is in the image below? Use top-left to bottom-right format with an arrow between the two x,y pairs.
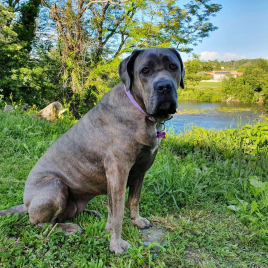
244,59 -> 268,93
221,59 -> 268,103
0,3 -> 26,99
183,54 -> 213,88
212,60 -> 221,70
40,0 -> 130,93
0,1 -> 64,106
39,0 -> 221,93
13,0 -> 41,53
0,0 -> 222,114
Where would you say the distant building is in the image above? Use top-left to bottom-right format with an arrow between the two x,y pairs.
205,71 -> 243,82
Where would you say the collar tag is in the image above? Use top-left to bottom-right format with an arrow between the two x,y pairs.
157,131 -> 166,139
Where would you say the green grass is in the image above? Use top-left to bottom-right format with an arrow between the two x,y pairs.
176,107 -> 267,114
197,82 -> 222,90
180,81 -> 223,102
1,110 -> 268,267
179,86 -> 223,102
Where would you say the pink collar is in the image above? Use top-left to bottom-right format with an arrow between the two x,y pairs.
124,85 -> 166,139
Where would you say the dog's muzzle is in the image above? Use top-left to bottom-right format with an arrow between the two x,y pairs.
148,80 -> 177,117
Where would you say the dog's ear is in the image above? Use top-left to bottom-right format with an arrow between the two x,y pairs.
169,48 -> 185,89
118,49 -> 143,91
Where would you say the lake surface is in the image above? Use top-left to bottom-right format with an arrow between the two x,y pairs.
166,101 -> 264,133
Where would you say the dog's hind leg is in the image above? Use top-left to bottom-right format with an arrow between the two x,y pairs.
36,223 -> 84,235
25,178 -> 82,235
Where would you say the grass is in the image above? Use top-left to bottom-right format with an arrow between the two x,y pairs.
179,81 -> 265,105
197,82 -> 222,90
179,83 -> 223,102
0,109 -> 268,267
176,107 -> 267,115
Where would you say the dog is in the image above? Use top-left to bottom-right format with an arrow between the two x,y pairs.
0,47 -> 185,254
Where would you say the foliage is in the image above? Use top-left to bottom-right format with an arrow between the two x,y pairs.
176,106 -> 265,114
243,59 -> 268,95
0,3 -> 27,99
221,59 -> 268,103
228,176 -> 268,229
0,0 -> 48,106
179,87 -> 222,102
222,76 -> 256,103
181,58 -> 268,104
41,0 -> 222,60
0,0 -> 222,111
13,0 -> 41,53
85,58 -> 121,101
173,123 -> 268,157
1,46 -> 64,107
216,58 -> 267,72
183,54 -> 213,88
0,110 -> 268,266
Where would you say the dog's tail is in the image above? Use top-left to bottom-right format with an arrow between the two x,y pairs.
0,204 -> 27,216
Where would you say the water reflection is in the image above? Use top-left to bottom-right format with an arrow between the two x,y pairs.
166,101 -> 264,133
176,100 -> 263,111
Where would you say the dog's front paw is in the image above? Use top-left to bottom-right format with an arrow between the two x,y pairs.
131,216 -> 152,229
110,239 -> 131,254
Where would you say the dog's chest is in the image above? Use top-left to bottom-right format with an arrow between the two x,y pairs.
136,138 -> 160,166
150,137 -> 161,154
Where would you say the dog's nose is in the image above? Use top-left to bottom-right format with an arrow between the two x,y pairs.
156,80 -> 173,93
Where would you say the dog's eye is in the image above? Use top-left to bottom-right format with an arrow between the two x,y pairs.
170,64 -> 178,70
141,67 -> 150,74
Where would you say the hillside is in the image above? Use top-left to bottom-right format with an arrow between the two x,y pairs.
213,58 -> 268,72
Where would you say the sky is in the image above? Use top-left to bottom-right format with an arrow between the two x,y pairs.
180,0 -> 268,62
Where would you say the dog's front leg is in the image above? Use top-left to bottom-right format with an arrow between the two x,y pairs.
127,174 -> 152,229
105,161 -> 131,254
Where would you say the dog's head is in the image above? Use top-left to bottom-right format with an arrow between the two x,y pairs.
119,47 -> 185,120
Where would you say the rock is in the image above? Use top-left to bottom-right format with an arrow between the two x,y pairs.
4,105 -> 14,113
59,109 -> 67,116
39,102 -> 63,121
20,104 -> 27,111
142,226 -> 166,244
256,97 -> 264,104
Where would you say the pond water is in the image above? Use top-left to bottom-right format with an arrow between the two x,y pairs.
166,100 -> 264,133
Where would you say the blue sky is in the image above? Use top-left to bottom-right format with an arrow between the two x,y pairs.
180,0 -> 268,61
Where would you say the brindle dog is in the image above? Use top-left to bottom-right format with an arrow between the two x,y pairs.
0,47 -> 185,254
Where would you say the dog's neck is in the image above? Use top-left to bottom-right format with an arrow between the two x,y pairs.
131,90 -> 147,117
124,85 -> 168,139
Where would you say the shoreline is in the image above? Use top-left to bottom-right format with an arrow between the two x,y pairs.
175,106 -> 267,115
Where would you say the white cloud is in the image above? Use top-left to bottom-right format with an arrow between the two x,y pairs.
200,51 -> 246,61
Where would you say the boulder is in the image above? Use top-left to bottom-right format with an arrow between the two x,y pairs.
39,102 -> 65,121
20,104 -> 28,111
4,105 -> 14,113
256,97 -> 264,104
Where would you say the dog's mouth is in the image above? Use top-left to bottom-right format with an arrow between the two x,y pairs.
148,101 -> 177,119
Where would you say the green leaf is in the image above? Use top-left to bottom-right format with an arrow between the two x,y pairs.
227,205 -> 242,212
250,200 -> 258,215
249,177 -> 263,189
